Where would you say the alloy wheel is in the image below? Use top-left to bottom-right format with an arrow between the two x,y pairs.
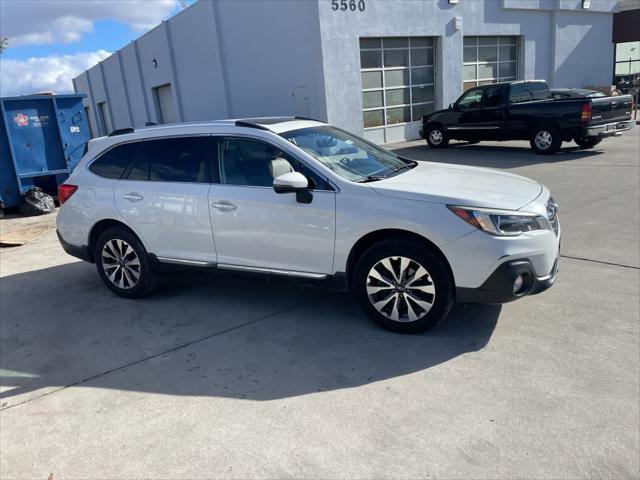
429,129 -> 443,145
534,130 -> 553,150
366,256 -> 436,322
101,239 -> 141,289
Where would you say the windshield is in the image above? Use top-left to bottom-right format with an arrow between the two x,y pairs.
280,126 -> 415,182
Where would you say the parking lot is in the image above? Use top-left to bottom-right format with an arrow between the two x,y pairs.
1,133 -> 638,479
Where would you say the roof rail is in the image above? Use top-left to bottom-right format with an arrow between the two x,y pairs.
108,127 -> 135,137
235,120 -> 270,131
294,116 -> 323,122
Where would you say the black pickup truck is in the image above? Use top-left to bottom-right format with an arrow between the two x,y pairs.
421,80 -> 635,154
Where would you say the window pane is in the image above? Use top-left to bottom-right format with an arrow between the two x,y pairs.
463,36 -> 477,46
478,63 -> 497,79
464,46 -> 477,63
386,88 -> 410,106
363,109 -> 384,128
89,143 -> 138,179
362,71 -> 382,89
383,37 -> 408,48
384,49 -> 409,67
386,106 -> 410,124
412,103 -> 434,122
615,60 -> 640,75
127,159 -> 149,181
385,69 -> 409,87
478,46 -> 498,62
463,81 -> 477,91
412,85 -> 434,103
360,38 -> 381,49
499,62 -> 516,79
147,137 -> 212,183
483,85 -> 504,107
411,48 -> 433,66
410,37 -> 433,47
478,80 -> 496,86
457,89 -> 483,109
411,66 -> 434,85
464,64 -> 477,81
499,46 -> 517,61
499,36 -> 517,45
363,90 -> 383,108
361,50 -> 382,68
220,139 -> 291,187
479,36 -> 499,46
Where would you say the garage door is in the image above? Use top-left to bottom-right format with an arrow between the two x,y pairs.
360,37 -> 436,144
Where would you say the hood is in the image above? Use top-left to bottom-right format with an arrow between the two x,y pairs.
369,162 -> 542,210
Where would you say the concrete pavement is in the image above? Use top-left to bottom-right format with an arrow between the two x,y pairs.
1,133 -> 638,479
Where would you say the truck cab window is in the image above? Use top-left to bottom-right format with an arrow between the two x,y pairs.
456,88 -> 483,110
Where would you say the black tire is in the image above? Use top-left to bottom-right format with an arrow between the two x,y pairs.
425,125 -> 449,149
95,226 -> 156,298
529,126 -> 562,155
574,136 -> 602,149
353,240 -> 454,334
467,139 -> 481,145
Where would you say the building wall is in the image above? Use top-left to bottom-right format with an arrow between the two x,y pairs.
318,0 -> 617,137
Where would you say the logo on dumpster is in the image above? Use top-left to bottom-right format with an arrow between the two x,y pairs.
15,113 -> 29,127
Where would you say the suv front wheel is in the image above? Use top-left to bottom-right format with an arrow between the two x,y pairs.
95,226 -> 156,298
353,240 -> 454,333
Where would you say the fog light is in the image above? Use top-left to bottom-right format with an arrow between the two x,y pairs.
513,274 -> 526,295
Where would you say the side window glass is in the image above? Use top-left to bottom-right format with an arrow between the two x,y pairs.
483,86 -> 503,108
125,145 -> 150,181
457,89 -> 483,110
146,137 -> 212,183
219,138 -> 330,190
89,142 -> 139,179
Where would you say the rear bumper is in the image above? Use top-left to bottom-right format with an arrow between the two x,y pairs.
456,257 -> 559,304
56,230 -> 92,262
585,120 -> 634,137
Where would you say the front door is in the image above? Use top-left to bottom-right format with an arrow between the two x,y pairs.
114,136 -> 217,263
209,137 -> 336,274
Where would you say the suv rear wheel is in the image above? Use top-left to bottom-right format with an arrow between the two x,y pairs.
530,126 -> 562,154
353,240 -> 454,333
95,226 -> 155,298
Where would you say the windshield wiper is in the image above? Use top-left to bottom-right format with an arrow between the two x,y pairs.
356,175 -> 387,183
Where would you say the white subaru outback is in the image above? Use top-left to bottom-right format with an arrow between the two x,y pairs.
57,118 -> 560,333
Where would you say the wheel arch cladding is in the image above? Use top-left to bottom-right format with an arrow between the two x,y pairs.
346,229 -> 455,290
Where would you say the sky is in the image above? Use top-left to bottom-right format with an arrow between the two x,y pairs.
0,0 -> 195,97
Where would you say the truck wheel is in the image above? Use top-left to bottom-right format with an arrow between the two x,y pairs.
426,126 -> 449,149
95,226 -> 156,298
530,127 -> 562,155
353,240 -> 454,334
574,137 -> 602,149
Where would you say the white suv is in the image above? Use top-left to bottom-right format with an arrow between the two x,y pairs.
57,118 -> 560,333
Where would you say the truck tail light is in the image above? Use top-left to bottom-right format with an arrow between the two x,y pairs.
58,184 -> 78,205
580,102 -> 592,122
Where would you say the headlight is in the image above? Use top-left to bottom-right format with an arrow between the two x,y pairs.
448,205 -> 548,236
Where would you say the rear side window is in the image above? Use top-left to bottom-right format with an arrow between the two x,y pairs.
483,85 -> 504,107
509,82 -> 552,104
124,136 -> 215,183
89,142 -> 139,179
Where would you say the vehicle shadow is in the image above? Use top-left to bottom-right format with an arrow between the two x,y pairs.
391,141 -> 605,169
0,261 -> 500,405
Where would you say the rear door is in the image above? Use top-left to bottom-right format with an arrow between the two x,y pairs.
114,136 -> 217,263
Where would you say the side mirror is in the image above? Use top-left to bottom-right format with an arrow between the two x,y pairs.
449,103 -> 453,110
273,171 -> 308,193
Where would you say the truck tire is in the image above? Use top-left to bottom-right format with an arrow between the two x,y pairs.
353,240 -> 454,333
426,125 -> 449,149
95,226 -> 156,298
574,137 -> 602,149
530,126 -> 562,155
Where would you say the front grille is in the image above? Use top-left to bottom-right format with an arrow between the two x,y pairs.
547,197 -> 559,236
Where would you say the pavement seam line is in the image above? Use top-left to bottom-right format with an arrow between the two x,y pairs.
560,254 -> 639,270
0,302 -> 308,412
560,185 -> 639,214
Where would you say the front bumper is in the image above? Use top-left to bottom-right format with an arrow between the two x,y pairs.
585,119 -> 634,137
456,257 -> 559,304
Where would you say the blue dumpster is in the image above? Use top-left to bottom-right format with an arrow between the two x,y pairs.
0,93 -> 90,209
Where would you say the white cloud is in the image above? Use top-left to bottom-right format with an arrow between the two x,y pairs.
0,50 -> 111,96
0,0 -> 179,46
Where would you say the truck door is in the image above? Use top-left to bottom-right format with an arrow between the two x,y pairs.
477,84 -> 505,139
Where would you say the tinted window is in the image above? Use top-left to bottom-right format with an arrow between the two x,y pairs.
457,88 -> 483,110
509,82 -> 551,104
483,85 -> 504,107
89,142 -> 139,179
219,138 -> 330,190
124,136 -> 214,183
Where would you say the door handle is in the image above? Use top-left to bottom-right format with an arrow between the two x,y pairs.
123,192 -> 144,202
211,201 -> 237,211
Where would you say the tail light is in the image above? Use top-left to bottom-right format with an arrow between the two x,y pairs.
580,102 -> 592,122
58,184 -> 78,205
